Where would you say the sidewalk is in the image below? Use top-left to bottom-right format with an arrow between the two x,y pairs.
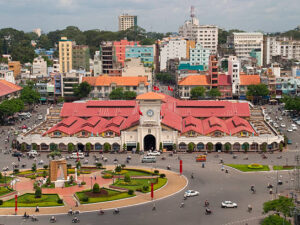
0,166 -> 187,215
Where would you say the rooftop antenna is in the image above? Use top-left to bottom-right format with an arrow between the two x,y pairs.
190,6 -> 195,19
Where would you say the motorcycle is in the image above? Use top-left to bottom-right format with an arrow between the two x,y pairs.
167,165 -> 171,170
205,208 -> 212,215
31,216 -> 38,222
72,218 -> 80,223
50,216 -> 57,223
98,210 -> 104,215
113,209 -> 120,214
180,202 -> 185,208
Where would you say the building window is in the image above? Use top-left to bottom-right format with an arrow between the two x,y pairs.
54,131 -> 61,136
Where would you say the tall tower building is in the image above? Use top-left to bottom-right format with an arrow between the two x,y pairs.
118,14 -> 137,31
59,37 -> 73,73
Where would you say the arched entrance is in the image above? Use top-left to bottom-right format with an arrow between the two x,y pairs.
215,143 -> 222,152
77,143 -> 84,151
144,135 -> 156,151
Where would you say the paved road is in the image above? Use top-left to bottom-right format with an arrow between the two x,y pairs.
0,104 -> 299,225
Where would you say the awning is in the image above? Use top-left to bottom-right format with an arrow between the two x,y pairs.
40,97 -> 47,101
126,143 -> 137,147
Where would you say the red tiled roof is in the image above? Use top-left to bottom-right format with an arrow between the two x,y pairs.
82,75 -> 149,87
0,80 -> 22,97
136,92 -> 165,100
178,75 -> 210,86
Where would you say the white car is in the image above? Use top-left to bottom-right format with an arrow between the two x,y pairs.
265,116 -> 270,120
273,123 -> 279,128
147,151 -> 161,156
184,190 -> 199,197
27,150 -> 38,157
293,126 -> 298,130
292,124 -> 297,127
287,127 -> 293,132
269,119 -> 273,123
38,115 -> 43,120
281,123 -> 286,128
221,201 -> 238,208
279,117 -> 283,121
296,121 -> 300,125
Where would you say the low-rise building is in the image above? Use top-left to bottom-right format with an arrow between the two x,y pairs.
239,74 -> 261,99
61,71 -> 83,98
125,45 -> 155,68
178,75 -> 210,99
0,80 -> 22,103
8,61 -> 21,78
0,64 -> 15,84
83,75 -> 149,99
122,58 -> 152,83
33,56 -> 48,75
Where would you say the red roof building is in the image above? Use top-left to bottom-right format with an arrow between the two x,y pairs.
0,80 -> 22,103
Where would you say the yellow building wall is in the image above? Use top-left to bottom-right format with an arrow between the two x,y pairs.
59,37 -> 73,73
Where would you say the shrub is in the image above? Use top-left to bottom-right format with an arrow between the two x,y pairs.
35,187 -> 42,198
57,199 -> 63,204
142,185 -> 149,191
0,200 -> 3,205
207,143 -> 213,152
187,143 -> 195,153
102,174 -> 112,179
128,190 -> 134,195
13,169 -> 19,174
0,172 -> 3,179
42,170 -> 47,178
136,142 -> 140,152
154,170 -> 159,175
248,163 -> 263,169
279,143 -> 283,152
67,164 -> 72,169
104,143 -> 111,152
43,165 -> 48,170
69,175 -> 74,184
81,196 -> 89,202
124,174 -> 131,183
121,164 -> 126,169
115,165 -> 122,173
160,174 -> 166,178
81,181 -> 86,185
96,163 -> 102,169
31,163 -> 37,172
93,183 -> 100,193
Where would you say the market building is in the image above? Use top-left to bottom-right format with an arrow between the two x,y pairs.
18,92 -> 283,152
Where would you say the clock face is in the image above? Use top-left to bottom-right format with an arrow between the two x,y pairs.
147,109 -> 154,117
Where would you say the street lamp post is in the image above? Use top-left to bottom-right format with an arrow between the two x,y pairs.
90,177 -> 92,190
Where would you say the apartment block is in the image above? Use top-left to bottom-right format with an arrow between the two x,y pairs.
114,40 -> 140,66
33,56 -> 47,75
118,14 -> 137,31
59,37 -> 73,73
125,45 -> 155,68
72,45 -> 90,71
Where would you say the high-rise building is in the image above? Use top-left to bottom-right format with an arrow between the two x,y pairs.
113,39 -> 140,66
100,42 -> 113,74
189,43 -> 211,67
228,56 -> 240,95
72,45 -> 90,71
230,32 -> 263,62
179,7 -> 218,54
118,14 -> 137,31
59,37 -> 73,73
209,55 -> 218,87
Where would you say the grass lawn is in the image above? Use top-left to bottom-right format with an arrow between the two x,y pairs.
273,166 -> 300,170
113,178 -> 167,193
225,164 -> 270,172
104,168 -> 154,177
76,188 -> 134,204
0,193 -> 63,207
0,176 -> 13,184
68,169 -> 91,174
0,187 -> 13,196
65,182 -> 77,187
16,169 -> 48,176
41,183 -> 55,189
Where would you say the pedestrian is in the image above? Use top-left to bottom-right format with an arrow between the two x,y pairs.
18,156 -> 20,162
94,175 -> 96,180
35,205 -> 39,212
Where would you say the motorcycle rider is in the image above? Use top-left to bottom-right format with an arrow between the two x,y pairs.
50,216 -> 56,222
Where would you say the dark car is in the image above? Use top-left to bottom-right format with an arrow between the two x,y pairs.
12,151 -> 22,157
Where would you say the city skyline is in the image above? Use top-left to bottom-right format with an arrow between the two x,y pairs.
0,0 -> 299,33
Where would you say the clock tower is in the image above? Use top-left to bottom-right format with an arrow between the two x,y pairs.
136,92 -> 164,150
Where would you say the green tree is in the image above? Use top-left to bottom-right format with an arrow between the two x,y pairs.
109,88 -> 124,100
122,143 -> 127,151
188,143 -> 195,153
191,86 -> 206,99
159,142 -> 163,151
31,163 -> 37,172
73,82 -> 92,99
92,183 -> 100,193
207,143 -> 213,152
37,34 -> 52,49
85,143 -> 92,152
11,41 -> 35,64
124,174 -> 131,183
261,215 -> 291,225
242,143 -> 249,152
35,187 -> 42,198
50,143 -> 57,151
136,142 -> 140,152
156,73 -> 175,84
123,91 -> 137,100
207,88 -> 221,98
246,84 -> 269,104
42,56 -> 53,67
115,165 -> 122,173
225,143 -> 231,152
263,196 -> 295,221
140,38 -> 155,45
67,143 -> 74,153
173,143 -> 177,151
104,143 -> 111,152
20,86 -> 40,105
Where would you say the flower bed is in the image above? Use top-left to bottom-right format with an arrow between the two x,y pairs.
225,164 -> 270,172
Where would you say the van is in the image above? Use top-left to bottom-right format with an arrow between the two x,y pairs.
141,156 -> 156,163
71,152 -> 84,159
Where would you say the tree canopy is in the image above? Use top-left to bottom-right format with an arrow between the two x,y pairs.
246,84 -> 269,97
190,86 -> 206,99
156,73 -> 175,84
73,82 -> 92,99
20,86 -> 40,105
263,196 -> 294,218
261,215 -> 292,225
207,88 -> 221,98
109,88 -> 137,100
282,95 -> 300,113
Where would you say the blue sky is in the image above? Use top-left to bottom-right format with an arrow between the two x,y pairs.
0,0 -> 299,33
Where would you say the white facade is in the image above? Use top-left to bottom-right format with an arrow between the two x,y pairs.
118,14 -> 137,31
93,51 -> 102,76
122,58 -> 152,83
233,33 -> 263,62
271,63 -> 281,78
189,43 -> 211,66
0,70 -> 15,84
264,36 -> 281,65
53,59 -> 60,73
33,56 -> 47,75
159,38 -> 187,71
228,56 -> 240,95
179,17 -> 218,54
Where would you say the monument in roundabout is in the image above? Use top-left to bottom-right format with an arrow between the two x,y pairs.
49,158 -> 75,187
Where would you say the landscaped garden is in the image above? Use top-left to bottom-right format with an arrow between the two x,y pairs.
76,184 -> 135,204
112,177 -> 167,193
0,193 -> 63,207
0,187 -> 14,196
102,167 -> 155,177
273,165 -> 300,170
225,164 -> 270,172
